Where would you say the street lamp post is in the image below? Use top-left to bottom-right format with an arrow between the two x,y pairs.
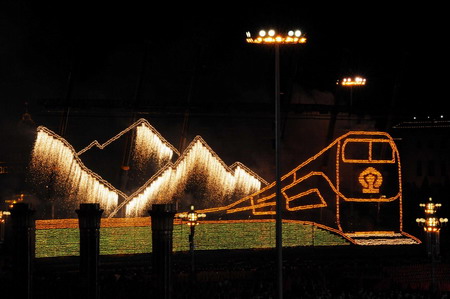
246,29 -> 306,299
337,76 -> 366,108
178,205 -> 206,276
416,197 -> 448,294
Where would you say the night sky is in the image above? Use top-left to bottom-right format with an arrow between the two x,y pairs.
1,1 -> 447,185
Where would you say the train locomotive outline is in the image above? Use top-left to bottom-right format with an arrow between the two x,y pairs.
199,131 -> 420,245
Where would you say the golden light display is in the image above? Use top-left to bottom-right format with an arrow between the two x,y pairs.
30,127 -> 120,214
359,167 -> 383,193
29,120 -> 420,246
30,119 -> 266,218
120,136 -> 267,218
199,132 -> 399,212
198,131 -> 418,245
76,118 -> 179,157
133,123 -> 176,170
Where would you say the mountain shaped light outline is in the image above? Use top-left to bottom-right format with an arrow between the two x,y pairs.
32,118 -> 268,217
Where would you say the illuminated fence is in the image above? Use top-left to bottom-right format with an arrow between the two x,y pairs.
35,218 -> 350,258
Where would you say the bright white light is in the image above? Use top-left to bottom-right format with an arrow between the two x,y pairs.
124,138 -> 265,217
288,30 -> 294,36
295,30 -> 301,37
259,30 -> 266,37
268,29 -> 275,36
31,120 -> 267,218
246,31 -> 251,38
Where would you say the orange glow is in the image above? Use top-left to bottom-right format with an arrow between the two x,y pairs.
420,200 -> 442,214
417,197 -> 448,233
338,76 -> 367,86
36,217 -> 154,229
30,121 -> 419,245
177,205 -> 206,226
198,131 -> 408,243
359,167 -> 383,193
246,29 -> 307,44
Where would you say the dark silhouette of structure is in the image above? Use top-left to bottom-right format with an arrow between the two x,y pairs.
149,203 -> 177,299
76,203 -> 103,299
10,202 -> 35,299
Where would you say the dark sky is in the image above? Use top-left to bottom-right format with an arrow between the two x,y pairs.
1,1 -> 448,180
2,2 -> 446,107
2,2 -> 446,112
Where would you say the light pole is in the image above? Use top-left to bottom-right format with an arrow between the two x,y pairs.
416,197 -> 448,294
246,29 -> 306,299
178,205 -> 206,276
336,76 -> 366,108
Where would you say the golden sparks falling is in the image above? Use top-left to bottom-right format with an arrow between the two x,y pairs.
30,119 -> 267,217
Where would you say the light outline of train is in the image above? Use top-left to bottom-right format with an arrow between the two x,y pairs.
197,131 -> 421,245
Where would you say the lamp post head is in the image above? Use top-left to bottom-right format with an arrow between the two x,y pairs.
177,204 -> 206,226
337,76 -> 367,86
417,197 -> 447,232
246,29 -> 307,44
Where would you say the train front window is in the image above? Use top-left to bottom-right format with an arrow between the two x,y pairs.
342,141 -> 369,161
342,139 -> 395,163
371,141 -> 393,161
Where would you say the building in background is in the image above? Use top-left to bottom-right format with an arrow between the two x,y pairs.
392,115 -> 450,243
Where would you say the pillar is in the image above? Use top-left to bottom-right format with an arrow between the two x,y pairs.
10,202 -> 35,299
149,203 -> 177,299
76,203 -> 103,299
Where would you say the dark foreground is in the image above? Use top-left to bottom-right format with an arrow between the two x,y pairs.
1,244 -> 450,298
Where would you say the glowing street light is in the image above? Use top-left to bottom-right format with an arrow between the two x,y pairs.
417,198 -> 448,233
178,205 -> 206,275
337,76 -> 367,86
246,29 -> 307,44
416,197 -> 448,293
337,76 -> 367,108
246,28 -> 306,299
